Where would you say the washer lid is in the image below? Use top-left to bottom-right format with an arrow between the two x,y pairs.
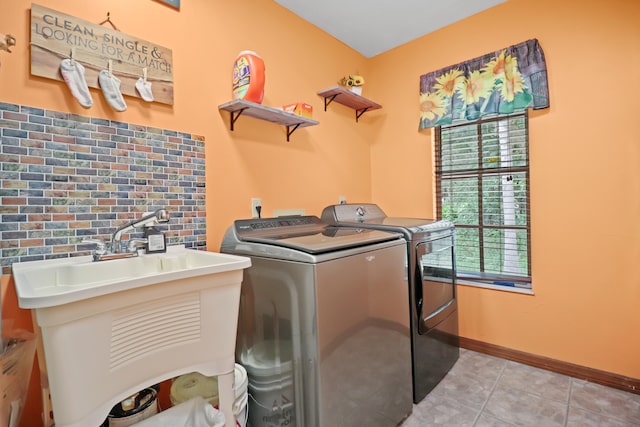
233,216 -> 400,254
321,204 -> 452,234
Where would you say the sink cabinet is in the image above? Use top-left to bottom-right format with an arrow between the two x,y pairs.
12,247 -> 250,427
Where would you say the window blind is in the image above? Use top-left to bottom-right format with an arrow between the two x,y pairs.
435,112 -> 531,289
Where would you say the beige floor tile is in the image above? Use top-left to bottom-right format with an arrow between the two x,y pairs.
400,396 -> 479,426
400,350 -> 640,427
484,383 -> 567,426
570,379 -> 640,425
566,406 -> 633,427
424,350 -> 506,410
497,361 -> 571,403
474,412 -> 518,426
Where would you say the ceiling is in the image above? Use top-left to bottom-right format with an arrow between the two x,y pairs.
273,0 -> 506,58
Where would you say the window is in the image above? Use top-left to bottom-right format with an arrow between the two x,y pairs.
435,112 -> 531,290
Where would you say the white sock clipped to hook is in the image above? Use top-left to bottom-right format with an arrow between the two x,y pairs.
59,47 -> 93,108
135,66 -> 154,102
99,58 -> 127,111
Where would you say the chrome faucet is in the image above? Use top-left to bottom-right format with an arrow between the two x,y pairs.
111,209 -> 170,253
82,209 -> 170,261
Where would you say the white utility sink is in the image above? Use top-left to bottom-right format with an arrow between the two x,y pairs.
13,245 -> 249,308
12,245 -> 251,427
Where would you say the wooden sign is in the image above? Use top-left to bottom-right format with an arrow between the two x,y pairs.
30,4 -> 174,105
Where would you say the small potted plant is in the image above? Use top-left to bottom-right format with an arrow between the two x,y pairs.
340,75 -> 365,95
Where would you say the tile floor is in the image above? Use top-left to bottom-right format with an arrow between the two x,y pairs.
400,349 -> 640,426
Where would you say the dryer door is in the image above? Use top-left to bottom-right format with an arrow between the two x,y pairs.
415,235 -> 456,334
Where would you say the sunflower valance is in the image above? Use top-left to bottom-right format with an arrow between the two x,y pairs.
419,39 -> 549,129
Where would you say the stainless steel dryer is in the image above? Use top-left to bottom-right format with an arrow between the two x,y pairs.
321,204 -> 459,403
220,216 -> 412,427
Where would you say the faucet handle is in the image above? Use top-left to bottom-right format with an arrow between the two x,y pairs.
127,238 -> 148,253
82,238 -> 107,255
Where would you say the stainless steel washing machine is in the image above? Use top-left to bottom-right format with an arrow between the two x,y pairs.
220,215 -> 412,427
321,204 -> 459,403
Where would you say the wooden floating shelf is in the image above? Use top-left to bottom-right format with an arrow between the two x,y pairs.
317,86 -> 382,122
218,99 -> 319,141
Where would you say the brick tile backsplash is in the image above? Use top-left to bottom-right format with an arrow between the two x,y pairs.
0,102 -> 206,275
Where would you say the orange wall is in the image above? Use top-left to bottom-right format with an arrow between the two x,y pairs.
369,0 -> 640,379
2,0 -> 639,425
0,0 -> 376,246
1,1 -> 375,425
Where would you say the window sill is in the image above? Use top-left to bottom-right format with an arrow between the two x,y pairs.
457,279 -> 534,295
